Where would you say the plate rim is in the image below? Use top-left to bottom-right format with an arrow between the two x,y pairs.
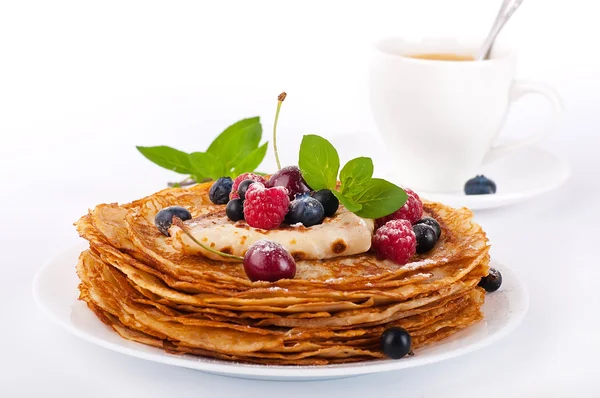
33,243 -> 530,379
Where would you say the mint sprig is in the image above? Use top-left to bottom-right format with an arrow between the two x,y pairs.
137,117 -> 267,182
298,135 -> 407,219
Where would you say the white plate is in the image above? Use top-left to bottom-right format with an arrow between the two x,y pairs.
33,244 -> 529,381
418,146 -> 570,210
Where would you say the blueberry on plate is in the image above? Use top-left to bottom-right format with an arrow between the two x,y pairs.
155,206 -> 192,236
286,196 -> 325,227
415,217 -> 442,239
226,198 -> 244,222
209,177 -> 233,204
479,268 -> 502,292
381,327 -> 412,359
311,189 -> 339,217
413,224 -> 438,254
464,175 -> 497,195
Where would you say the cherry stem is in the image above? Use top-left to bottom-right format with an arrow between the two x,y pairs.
273,92 -> 287,170
172,217 -> 244,261
168,177 -> 212,188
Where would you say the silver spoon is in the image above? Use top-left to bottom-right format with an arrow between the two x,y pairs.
476,0 -> 525,60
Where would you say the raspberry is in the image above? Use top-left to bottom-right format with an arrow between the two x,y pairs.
376,188 -> 423,228
372,219 -> 416,265
230,173 -> 268,200
244,182 -> 290,229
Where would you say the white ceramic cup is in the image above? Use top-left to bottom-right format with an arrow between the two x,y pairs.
369,37 -> 563,193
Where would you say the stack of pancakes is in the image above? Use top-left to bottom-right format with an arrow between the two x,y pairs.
75,182 -> 490,365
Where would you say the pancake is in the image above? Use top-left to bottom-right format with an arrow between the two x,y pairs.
74,182 -> 490,364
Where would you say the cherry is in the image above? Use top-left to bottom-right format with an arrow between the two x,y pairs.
267,165 -> 311,200
243,240 -> 296,282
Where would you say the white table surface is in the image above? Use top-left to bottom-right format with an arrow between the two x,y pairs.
2,1 -> 600,397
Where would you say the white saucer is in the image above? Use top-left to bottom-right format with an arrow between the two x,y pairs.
419,146 -> 570,210
33,244 -> 529,381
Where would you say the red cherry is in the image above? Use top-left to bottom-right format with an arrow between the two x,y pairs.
243,240 -> 296,282
267,165 -> 311,200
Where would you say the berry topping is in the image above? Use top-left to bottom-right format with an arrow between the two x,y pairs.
413,224 -> 438,254
243,240 -> 296,282
311,189 -> 339,217
244,182 -> 290,229
478,268 -> 502,292
208,177 -> 233,205
286,196 -> 325,227
372,219 -> 417,265
225,198 -> 244,222
381,327 -> 412,359
267,165 -> 311,200
154,206 -> 192,236
464,175 -> 497,195
376,188 -> 423,228
230,173 -> 267,200
237,179 -> 255,201
415,217 -> 442,240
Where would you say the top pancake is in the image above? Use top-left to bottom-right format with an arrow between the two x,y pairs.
76,182 -> 488,294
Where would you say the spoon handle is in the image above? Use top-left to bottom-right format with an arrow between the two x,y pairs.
476,0 -> 524,60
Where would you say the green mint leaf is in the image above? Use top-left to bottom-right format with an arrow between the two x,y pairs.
189,152 -> 226,180
298,134 -> 340,190
136,146 -> 195,174
206,117 -> 262,170
232,142 -> 268,176
340,157 -> 373,195
350,178 -> 407,219
332,190 -> 362,213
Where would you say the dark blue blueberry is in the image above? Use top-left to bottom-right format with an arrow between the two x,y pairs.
311,189 -> 339,217
226,198 -> 244,222
155,206 -> 192,236
209,177 -> 233,204
381,327 -> 412,359
237,179 -> 254,201
415,217 -> 441,239
286,196 -> 325,227
464,175 -> 497,195
478,268 -> 502,292
413,224 -> 438,254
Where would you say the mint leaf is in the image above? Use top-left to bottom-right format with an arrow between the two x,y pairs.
332,190 -> 362,213
206,117 -> 262,171
136,146 -> 195,174
232,142 -> 268,176
350,178 -> 407,219
340,157 -> 373,195
298,134 -> 340,190
189,152 -> 226,180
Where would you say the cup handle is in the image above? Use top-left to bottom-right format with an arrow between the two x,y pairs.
483,79 -> 564,164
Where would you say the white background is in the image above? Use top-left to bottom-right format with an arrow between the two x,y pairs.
1,0 -> 599,397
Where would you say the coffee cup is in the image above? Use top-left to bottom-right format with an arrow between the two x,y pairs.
369,37 -> 563,193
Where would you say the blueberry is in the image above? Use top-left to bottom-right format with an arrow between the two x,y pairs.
413,224 -> 438,254
415,217 -> 441,239
287,196 -> 325,227
237,179 -> 254,201
226,198 -> 244,222
478,268 -> 502,292
464,175 -> 497,195
209,177 -> 233,204
311,189 -> 339,217
154,206 -> 192,236
381,327 -> 412,359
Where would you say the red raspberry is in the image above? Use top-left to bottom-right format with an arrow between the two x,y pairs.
376,188 -> 423,228
244,182 -> 290,229
230,173 -> 268,200
372,219 -> 416,265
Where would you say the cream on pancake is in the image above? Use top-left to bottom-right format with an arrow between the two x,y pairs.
168,206 -> 374,261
